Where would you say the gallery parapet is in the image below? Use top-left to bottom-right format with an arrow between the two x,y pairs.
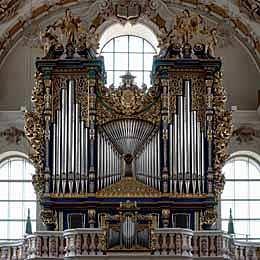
0,229 -> 259,259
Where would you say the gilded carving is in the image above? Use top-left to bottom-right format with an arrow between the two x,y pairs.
200,207 -> 217,228
158,9 -> 218,59
96,72 -> 160,125
96,177 -> 162,198
212,72 -> 233,196
40,208 -> 57,226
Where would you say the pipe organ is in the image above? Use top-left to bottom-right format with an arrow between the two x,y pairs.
25,8 -> 232,252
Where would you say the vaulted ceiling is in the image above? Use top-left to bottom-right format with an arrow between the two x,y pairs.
0,0 -> 260,110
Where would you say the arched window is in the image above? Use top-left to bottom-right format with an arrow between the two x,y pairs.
0,155 -> 36,241
99,23 -> 158,88
221,152 -> 260,241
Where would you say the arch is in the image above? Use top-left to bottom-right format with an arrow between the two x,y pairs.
221,151 -> 260,241
100,27 -> 158,87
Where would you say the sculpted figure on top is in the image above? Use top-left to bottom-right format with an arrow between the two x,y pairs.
158,9 -> 218,59
40,9 -> 99,59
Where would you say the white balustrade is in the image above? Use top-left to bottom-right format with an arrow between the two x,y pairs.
151,228 -> 193,256
64,228 -> 106,257
0,229 -> 259,259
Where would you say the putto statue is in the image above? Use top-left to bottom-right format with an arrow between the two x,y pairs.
40,9 -> 99,59
158,9 -> 218,59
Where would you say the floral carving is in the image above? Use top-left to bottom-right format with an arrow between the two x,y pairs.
212,72 -> 233,196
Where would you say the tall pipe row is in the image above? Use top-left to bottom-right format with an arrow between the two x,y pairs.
135,131 -> 161,190
51,79 -> 89,194
168,80 -> 206,194
97,130 -> 121,191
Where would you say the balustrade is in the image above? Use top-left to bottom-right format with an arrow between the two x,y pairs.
1,229 -> 259,259
151,228 -> 193,257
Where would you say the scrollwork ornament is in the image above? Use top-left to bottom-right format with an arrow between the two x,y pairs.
40,209 -> 57,226
24,112 -> 45,173
212,72 -> 233,196
200,207 -> 217,228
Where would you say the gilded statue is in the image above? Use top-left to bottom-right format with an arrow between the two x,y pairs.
157,9 -> 218,58
40,25 -> 58,57
53,8 -> 81,44
206,28 -> 218,58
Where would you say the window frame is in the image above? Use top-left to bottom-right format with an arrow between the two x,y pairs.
0,154 -> 36,241
221,152 -> 260,241
100,34 -> 157,88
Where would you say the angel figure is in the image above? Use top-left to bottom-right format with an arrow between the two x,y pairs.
54,8 -> 81,44
40,25 -> 58,56
175,9 -> 193,44
85,25 -> 100,58
206,28 -> 218,58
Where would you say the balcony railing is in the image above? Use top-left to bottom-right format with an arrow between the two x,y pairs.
0,229 -> 259,259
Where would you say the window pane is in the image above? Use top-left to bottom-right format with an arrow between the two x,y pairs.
143,54 -> 154,71
249,181 -> 260,198
221,181 -> 234,199
234,201 -> 249,219
9,202 -> 23,219
235,159 -> 248,179
115,53 -> 128,71
129,53 -> 143,71
129,36 -> 143,52
223,162 -> 233,179
0,202 -> 8,219
249,220 -> 260,238
234,181 -> 249,199
221,201 -> 234,219
102,39 -> 113,52
23,202 -> 37,219
144,40 -> 156,53
23,182 -> 36,201
10,159 -> 24,180
234,220 -> 249,238
143,72 -> 151,87
0,163 -> 9,180
106,71 -> 114,86
114,36 -> 128,52
0,182 -> 8,200
114,71 -> 125,87
249,161 -> 260,179
0,221 -> 8,239
9,182 -> 23,200
9,221 -> 24,239
103,53 -> 114,72
131,71 -> 143,86
249,201 -> 260,218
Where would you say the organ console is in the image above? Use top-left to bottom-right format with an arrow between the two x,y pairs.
24,8 -> 232,251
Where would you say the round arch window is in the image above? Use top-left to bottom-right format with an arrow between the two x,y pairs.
221,152 -> 260,241
99,23 -> 158,88
0,156 -> 36,240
